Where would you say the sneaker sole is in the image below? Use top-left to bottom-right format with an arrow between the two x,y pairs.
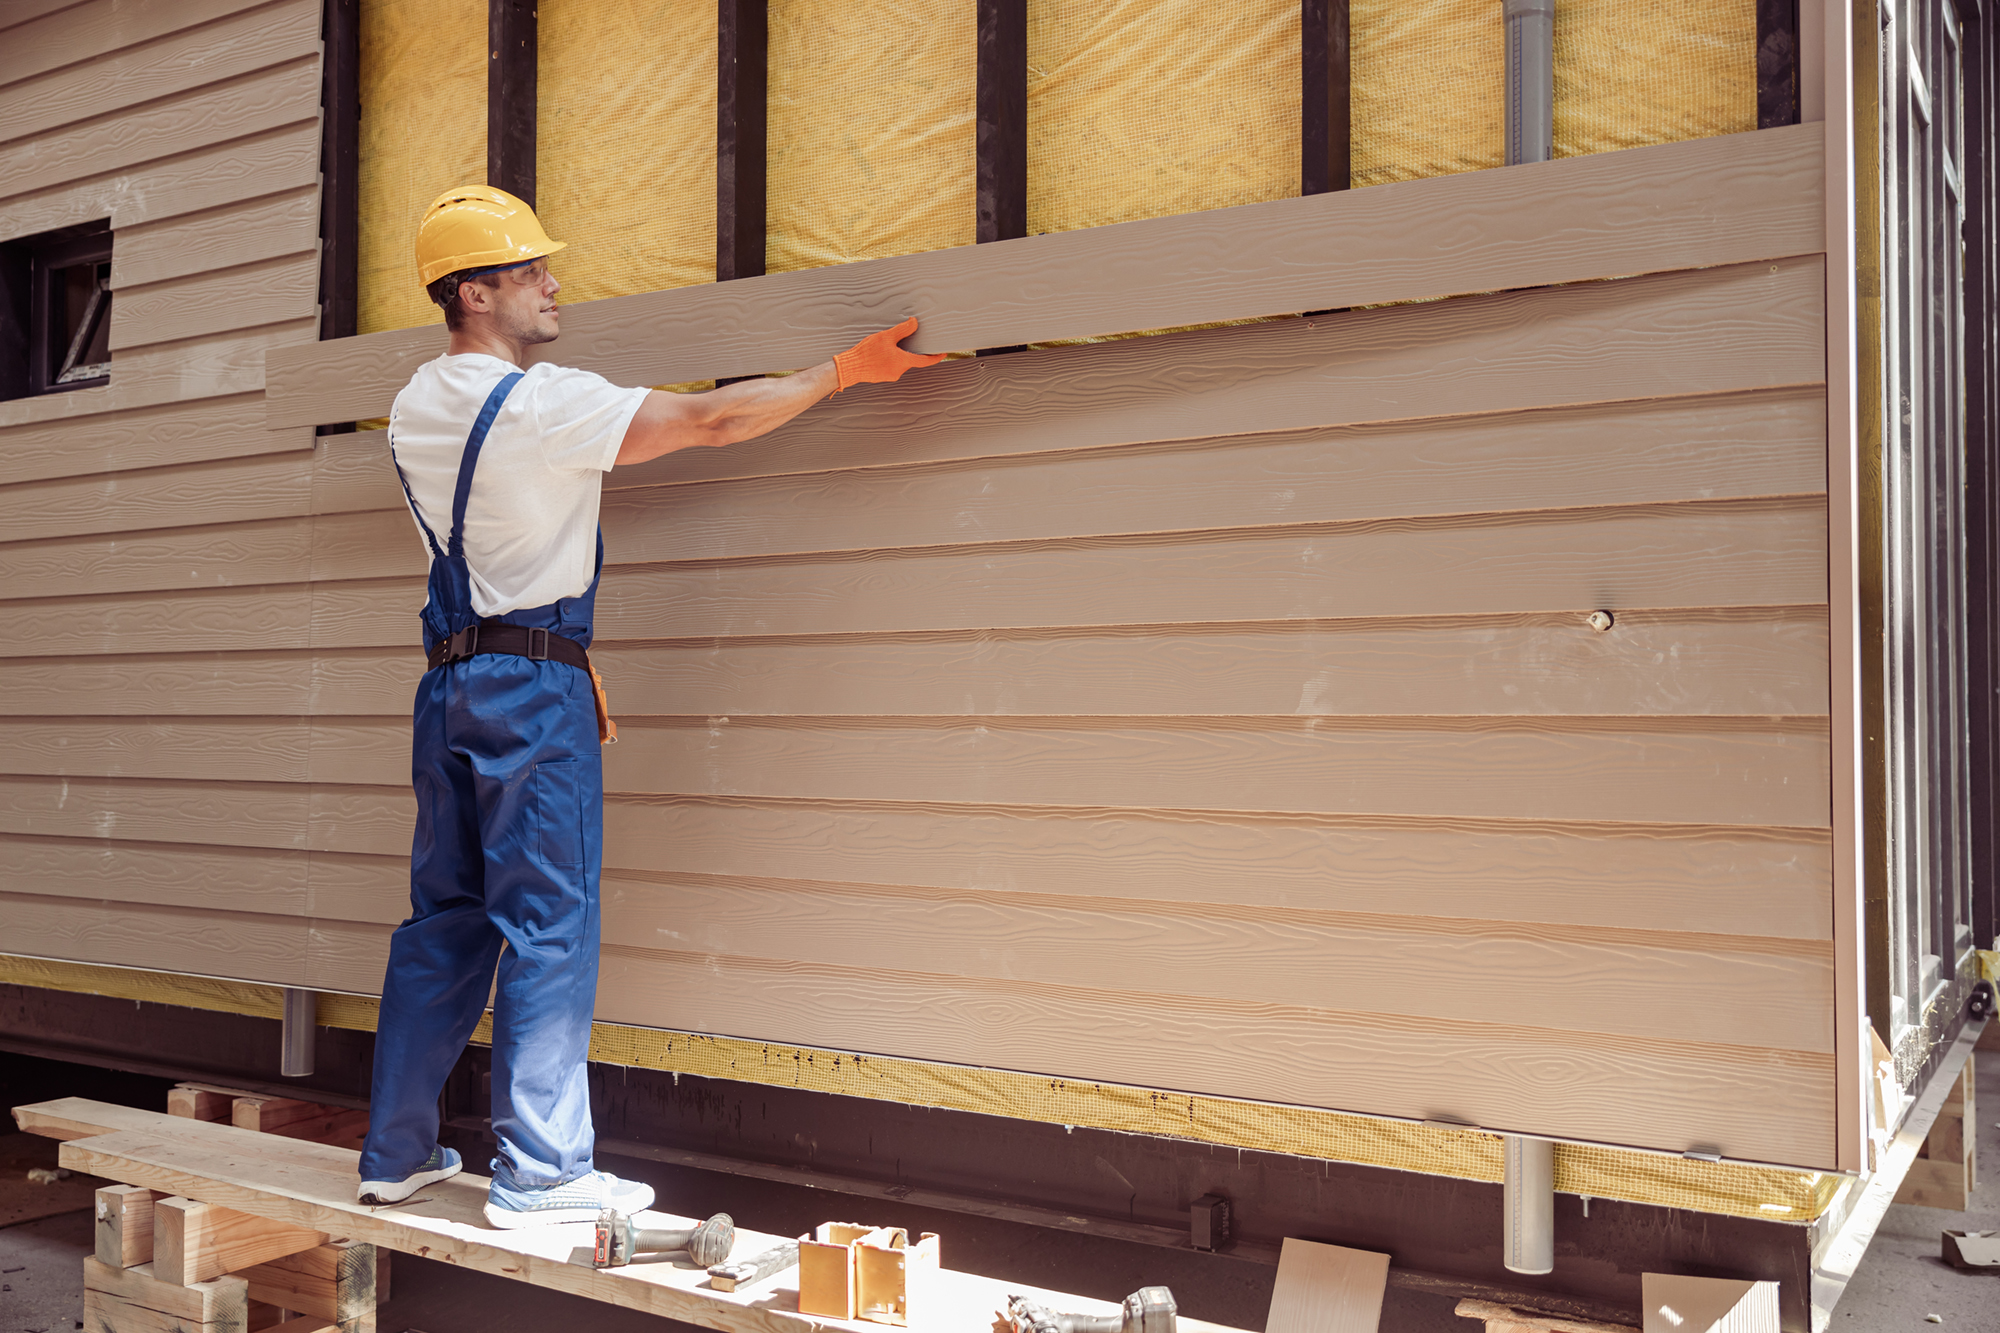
358,1160 -> 462,1206
482,1200 -> 608,1229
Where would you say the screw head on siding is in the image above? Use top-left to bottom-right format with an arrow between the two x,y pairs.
1586,610 -> 1615,633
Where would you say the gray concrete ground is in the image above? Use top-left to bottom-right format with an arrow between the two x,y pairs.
4,1058 -> 1994,1332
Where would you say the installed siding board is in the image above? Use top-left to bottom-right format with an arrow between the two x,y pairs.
0,453 -> 313,544
0,0 -> 279,87
0,319 -> 320,432
110,251 -> 321,351
0,0 -> 319,143
1,587 -> 314,658
112,185 -> 322,289
265,122 -> 1827,427
0,775 -> 309,850
0,397 -> 310,488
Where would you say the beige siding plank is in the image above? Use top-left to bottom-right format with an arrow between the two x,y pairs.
0,833 -> 310,915
309,510 -> 426,582
0,0 -> 275,87
0,718 -> 309,782
614,261 -> 1826,495
0,0 -> 317,140
600,872 -> 1833,1051
0,586 -> 312,659
110,251 -> 319,352
602,797 -> 1836,940
0,396 -> 310,487
266,125 -> 1826,427
310,578 -> 427,649
604,390 -> 1829,563
0,452 -> 312,543
0,775 -> 308,849
0,651 -> 315,715
0,0 -> 95,36
0,518 -> 311,600
0,317 -> 319,433
113,185 -> 320,289
0,121 -> 321,245
590,946 -> 1837,1166
0,59 -> 321,204
583,607 -> 1833,720
585,715 -> 1833,829
311,429 -> 400,515
306,784 -> 412,856
588,498 -> 1830,640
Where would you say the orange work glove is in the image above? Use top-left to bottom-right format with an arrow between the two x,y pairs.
832,316 -> 945,392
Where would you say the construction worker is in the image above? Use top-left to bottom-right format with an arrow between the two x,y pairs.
356,185 -> 943,1228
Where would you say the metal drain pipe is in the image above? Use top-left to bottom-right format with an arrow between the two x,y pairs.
1503,1134 -> 1555,1273
280,987 -> 316,1077
1504,0 -> 1555,165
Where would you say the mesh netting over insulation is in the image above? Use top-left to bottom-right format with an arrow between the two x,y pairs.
358,0 -> 1758,334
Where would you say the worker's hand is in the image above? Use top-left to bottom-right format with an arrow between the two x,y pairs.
832,317 -> 945,392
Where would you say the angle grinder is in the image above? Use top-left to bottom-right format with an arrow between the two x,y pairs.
1003,1286 -> 1177,1333
591,1208 -> 736,1268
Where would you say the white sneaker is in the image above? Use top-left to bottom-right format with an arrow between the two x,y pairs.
483,1169 -> 655,1229
358,1146 -> 461,1205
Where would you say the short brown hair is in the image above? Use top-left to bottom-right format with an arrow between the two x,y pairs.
427,269 -> 506,332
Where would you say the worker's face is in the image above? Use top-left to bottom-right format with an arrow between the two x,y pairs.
461,259 -> 561,345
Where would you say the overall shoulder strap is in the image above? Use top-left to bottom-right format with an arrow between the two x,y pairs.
387,442 -> 444,560
447,370 -> 526,558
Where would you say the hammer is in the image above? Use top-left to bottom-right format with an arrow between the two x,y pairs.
1003,1287 -> 1177,1333
591,1208 -> 736,1268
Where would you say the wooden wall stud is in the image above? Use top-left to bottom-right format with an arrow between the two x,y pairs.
1302,0 -> 1351,194
1756,0 -> 1799,129
717,0 -> 769,281
488,0 -> 537,205
977,0 -> 1027,243
319,0 -> 360,347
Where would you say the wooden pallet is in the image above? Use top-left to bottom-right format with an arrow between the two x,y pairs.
1894,1053 -> 1978,1210
17,1097 -> 1250,1333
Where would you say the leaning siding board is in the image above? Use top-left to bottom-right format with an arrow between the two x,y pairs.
264,122 -> 1826,426
0,0 -> 280,88
589,946 -> 1836,1168
112,185 -> 322,290
589,498 -> 1830,640
0,59 -> 322,204
0,397 -> 310,488
600,797 -> 1835,939
0,0 -> 319,143
0,122 -> 322,246
110,251 -> 321,352
598,874 -> 1832,1051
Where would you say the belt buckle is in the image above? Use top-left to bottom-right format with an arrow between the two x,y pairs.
446,623 -> 479,664
527,627 -> 549,661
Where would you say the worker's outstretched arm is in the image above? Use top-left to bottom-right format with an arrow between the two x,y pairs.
614,317 -> 944,467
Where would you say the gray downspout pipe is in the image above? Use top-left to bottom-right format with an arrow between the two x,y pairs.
1503,1134 -> 1555,1274
280,986 -> 316,1077
1504,0 -> 1555,165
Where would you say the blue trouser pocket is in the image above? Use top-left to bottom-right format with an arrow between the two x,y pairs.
533,757 -> 586,869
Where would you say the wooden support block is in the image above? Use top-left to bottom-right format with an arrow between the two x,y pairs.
83,1255 -> 249,1333
232,1096 -> 370,1147
1896,1055 -> 1976,1210
234,1240 -> 376,1323
1639,1275 -> 1779,1333
170,1084 -> 244,1123
96,1184 -> 163,1268
248,1299 -> 292,1331
1267,1237 -> 1389,1333
1453,1299 -> 1637,1333
155,1196 -> 329,1287
269,1318 -> 345,1333
373,1248 -> 390,1303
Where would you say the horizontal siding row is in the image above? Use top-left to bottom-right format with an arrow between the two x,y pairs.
0,88 -> 1842,1168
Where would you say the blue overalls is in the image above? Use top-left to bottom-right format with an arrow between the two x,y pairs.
359,372 -> 607,1193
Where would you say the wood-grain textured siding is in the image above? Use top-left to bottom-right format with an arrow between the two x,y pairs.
0,102 -> 1843,1170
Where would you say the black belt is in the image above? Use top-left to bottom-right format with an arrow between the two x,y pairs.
426,620 -> 590,673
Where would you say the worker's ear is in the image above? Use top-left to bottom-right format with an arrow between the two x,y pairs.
458,280 -> 491,314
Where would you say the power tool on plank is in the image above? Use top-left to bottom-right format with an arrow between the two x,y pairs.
591,1208 -> 736,1268
1003,1286 -> 1177,1333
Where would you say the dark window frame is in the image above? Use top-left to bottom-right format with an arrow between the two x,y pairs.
0,217 -> 113,401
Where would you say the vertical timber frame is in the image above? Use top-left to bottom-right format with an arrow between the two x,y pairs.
1961,1 -> 1998,954
1818,0 -> 1871,1173
318,0 -> 360,350
717,0 -> 768,281
1301,0 -> 1351,194
977,0 -> 1028,242
1762,1 -> 1804,127
488,0 -> 537,205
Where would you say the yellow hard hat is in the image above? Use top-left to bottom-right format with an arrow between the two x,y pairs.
415,184 -> 566,287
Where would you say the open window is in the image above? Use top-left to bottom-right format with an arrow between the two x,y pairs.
0,218 -> 112,401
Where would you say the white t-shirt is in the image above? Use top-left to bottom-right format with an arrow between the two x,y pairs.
388,354 -> 648,617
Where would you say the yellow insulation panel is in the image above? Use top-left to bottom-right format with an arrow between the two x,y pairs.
357,0 -> 486,335
537,1 -> 716,304
0,953 -> 1840,1225
1351,0 -> 1504,188
1553,0 -> 1757,158
765,0 -> 976,274
1026,0 -> 1300,235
